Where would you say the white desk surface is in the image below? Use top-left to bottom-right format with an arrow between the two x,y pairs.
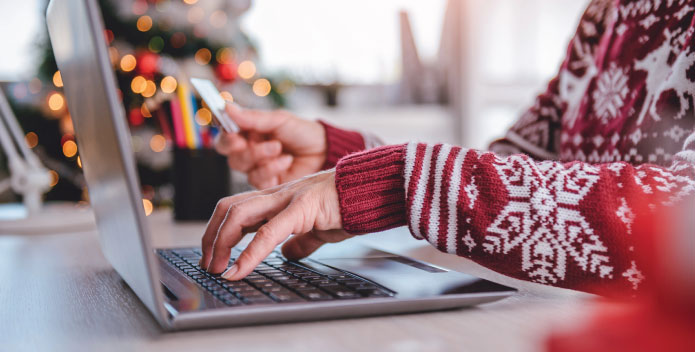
0,209 -> 600,352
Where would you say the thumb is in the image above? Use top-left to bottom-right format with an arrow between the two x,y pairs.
225,103 -> 288,133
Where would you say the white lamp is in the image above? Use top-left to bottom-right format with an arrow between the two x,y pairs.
0,87 -> 52,216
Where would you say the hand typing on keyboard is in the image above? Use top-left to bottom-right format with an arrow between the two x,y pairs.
199,170 -> 349,280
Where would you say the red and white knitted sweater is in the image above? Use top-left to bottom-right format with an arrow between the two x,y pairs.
322,0 -> 695,296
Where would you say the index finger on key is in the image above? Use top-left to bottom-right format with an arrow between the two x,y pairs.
207,192 -> 293,274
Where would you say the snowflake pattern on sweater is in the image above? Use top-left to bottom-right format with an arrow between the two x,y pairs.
330,0 -> 695,295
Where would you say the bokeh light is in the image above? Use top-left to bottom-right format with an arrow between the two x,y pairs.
52,71 -> 63,88
25,132 -> 38,148
195,108 -> 212,126
142,80 -> 157,97
29,78 -> 42,94
149,134 -> 167,152
216,48 -> 235,64
210,10 -> 227,28
141,103 -> 152,118
136,15 -> 153,32
183,0 -> 199,4
220,91 -> 234,102
62,140 -> 78,158
194,48 -> 212,65
132,1 -> 148,15
170,32 -> 186,48
252,78 -> 272,97
109,47 -> 120,65
120,54 -> 137,72
187,7 -> 204,24
77,156 -> 82,168
160,76 -> 177,93
48,92 -> 65,111
131,76 -> 147,94
148,36 -> 165,52
237,60 -> 256,79
142,198 -> 153,216
49,170 -> 59,187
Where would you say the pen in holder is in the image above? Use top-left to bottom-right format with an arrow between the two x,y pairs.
172,148 -> 230,221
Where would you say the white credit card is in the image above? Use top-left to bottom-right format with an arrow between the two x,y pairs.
190,77 -> 239,133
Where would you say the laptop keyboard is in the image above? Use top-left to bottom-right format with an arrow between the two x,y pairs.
157,248 -> 394,306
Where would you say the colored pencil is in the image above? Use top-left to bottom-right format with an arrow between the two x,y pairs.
177,83 -> 199,149
169,98 -> 186,148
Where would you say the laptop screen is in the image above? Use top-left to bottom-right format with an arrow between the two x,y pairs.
46,0 -> 164,319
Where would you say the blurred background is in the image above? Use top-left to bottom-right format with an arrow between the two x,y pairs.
0,0 -> 587,210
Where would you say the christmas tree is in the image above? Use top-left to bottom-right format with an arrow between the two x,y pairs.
4,0 -> 291,207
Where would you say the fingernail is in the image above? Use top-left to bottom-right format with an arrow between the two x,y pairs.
222,264 -> 239,280
280,154 -> 293,165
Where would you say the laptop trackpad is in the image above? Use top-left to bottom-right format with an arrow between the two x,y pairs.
311,257 -> 483,299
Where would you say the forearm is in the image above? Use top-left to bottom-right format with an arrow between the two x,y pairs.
335,141 -> 695,296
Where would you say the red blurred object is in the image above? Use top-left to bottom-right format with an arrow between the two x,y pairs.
546,197 -> 695,352
129,107 -> 144,126
136,51 -> 159,77
60,134 -> 75,146
215,62 -> 237,83
104,29 -> 114,44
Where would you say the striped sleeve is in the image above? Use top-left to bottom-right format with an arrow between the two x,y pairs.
489,0 -> 613,159
334,134 -> 695,295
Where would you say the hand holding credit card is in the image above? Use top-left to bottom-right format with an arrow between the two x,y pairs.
190,78 -> 240,133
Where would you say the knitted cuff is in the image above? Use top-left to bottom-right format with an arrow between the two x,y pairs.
319,120 -> 366,170
335,144 -> 408,234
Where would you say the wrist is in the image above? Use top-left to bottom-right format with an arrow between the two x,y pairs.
334,144 -> 407,234
319,120 -> 367,170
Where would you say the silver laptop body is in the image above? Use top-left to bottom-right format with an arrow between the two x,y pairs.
46,0 -> 515,330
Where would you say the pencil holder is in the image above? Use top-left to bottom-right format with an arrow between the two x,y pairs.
172,148 -> 230,221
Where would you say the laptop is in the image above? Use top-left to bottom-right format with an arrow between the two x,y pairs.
46,0 -> 516,330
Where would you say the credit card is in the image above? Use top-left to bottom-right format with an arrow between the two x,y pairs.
190,77 -> 239,133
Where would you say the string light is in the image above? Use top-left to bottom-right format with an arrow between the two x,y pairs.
62,140 -> 78,158
136,15 -> 153,32
237,60 -> 256,80
25,132 -> 39,148
142,80 -> 157,97
48,92 -> 65,111
220,91 -> 234,102
53,71 -> 63,88
131,76 -> 147,94
149,134 -> 166,152
49,170 -> 59,187
252,78 -> 272,97
120,54 -> 137,72
195,108 -> 212,126
194,48 -> 212,65
142,199 -> 153,216
160,76 -> 177,93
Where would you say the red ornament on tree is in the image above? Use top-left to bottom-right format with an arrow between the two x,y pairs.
129,107 -> 145,126
136,51 -> 159,77
215,62 -> 237,83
